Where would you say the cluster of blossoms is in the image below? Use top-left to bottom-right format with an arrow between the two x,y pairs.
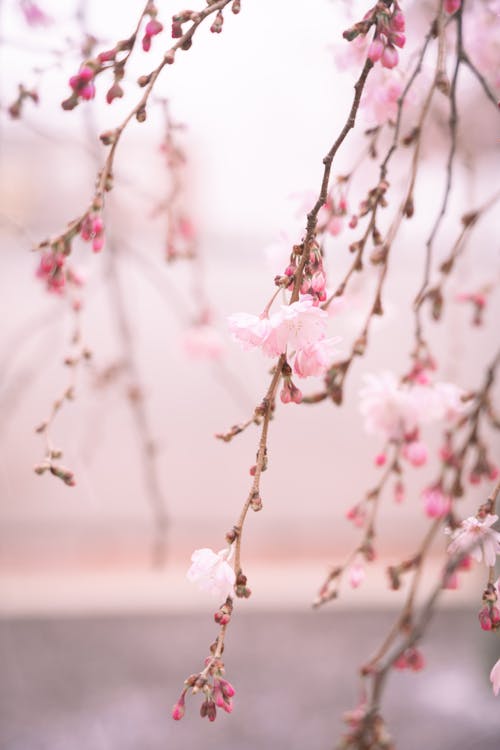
343,2 -> 405,70
36,250 -> 84,297
274,240 -> 328,303
367,7 -> 405,69
172,666 -> 236,722
446,513 -> 500,696
359,371 -> 465,454
228,295 -> 341,400
62,2 -> 163,111
80,212 -> 105,253
65,65 -> 96,107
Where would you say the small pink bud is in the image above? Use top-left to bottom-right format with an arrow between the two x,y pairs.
219,679 -> 235,698
391,10 -> 405,31
98,49 -> 116,63
311,272 -> 326,293
78,66 -> 94,83
444,0 -> 461,14
403,441 -> 428,467
280,386 -> 292,404
80,83 -> 96,101
489,466 -> 499,481
171,21 -> 183,38
391,32 -> 406,49
368,38 -> 384,63
92,236 -> 104,253
146,19 -> 163,36
381,45 -> 398,69
375,452 -> 387,467
479,607 -> 492,631
172,694 -> 185,720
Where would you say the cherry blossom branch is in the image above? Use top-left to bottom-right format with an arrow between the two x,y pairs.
340,479 -> 500,748
314,443 -> 402,607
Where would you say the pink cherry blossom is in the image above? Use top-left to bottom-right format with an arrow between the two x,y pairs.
359,372 -> 421,440
227,313 -> 271,351
447,514 -> 500,567
403,440 -> 428,467
422,486 -> 451,519
261,296 -> 328,357
182,325 -> 225,360
187,547 -> 235,598
293,337 -> 341,378
361,69 -> 404,126
490,657 -> 500,696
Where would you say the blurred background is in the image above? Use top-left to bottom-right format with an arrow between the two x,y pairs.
1,0 -> 500,748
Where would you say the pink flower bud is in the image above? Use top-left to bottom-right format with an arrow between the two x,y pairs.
489,466 -> 499,481
78,66 -> 94,83
98,49 -> 116,63
349,215 -> 358,229
391,32 -> 406,49
172,693 -> 185,720
444,0 -> 461,14
368,38 -> 384,63
422,487 -> 451,519
375,452 -> 387,467
381,45 -> 398,69
146,19 -> 164,36
219,678 -> 236,698
92,236 -> 104,253
311,272 -> 326,293
403,441 -> 428,467
171,21 -> 183,38
80,83 -> 96,101
391,10 -> 405,31
479,607 -> 492,631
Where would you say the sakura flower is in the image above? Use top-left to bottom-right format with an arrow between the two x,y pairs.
227,313 -> 271,351
187,547 -> 235,599
490,657 -> 500,696
402,440 -> 428,467
422,486 -> 451,519
447,514 -> 500,567
430,382 -> 466,422
293,337 -> 342,378
262,296 -> 328,357
359,372 -> 420,440
182,325 -> 225,360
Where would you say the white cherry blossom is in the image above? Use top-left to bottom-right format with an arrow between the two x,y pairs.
187,547 -> 235,599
